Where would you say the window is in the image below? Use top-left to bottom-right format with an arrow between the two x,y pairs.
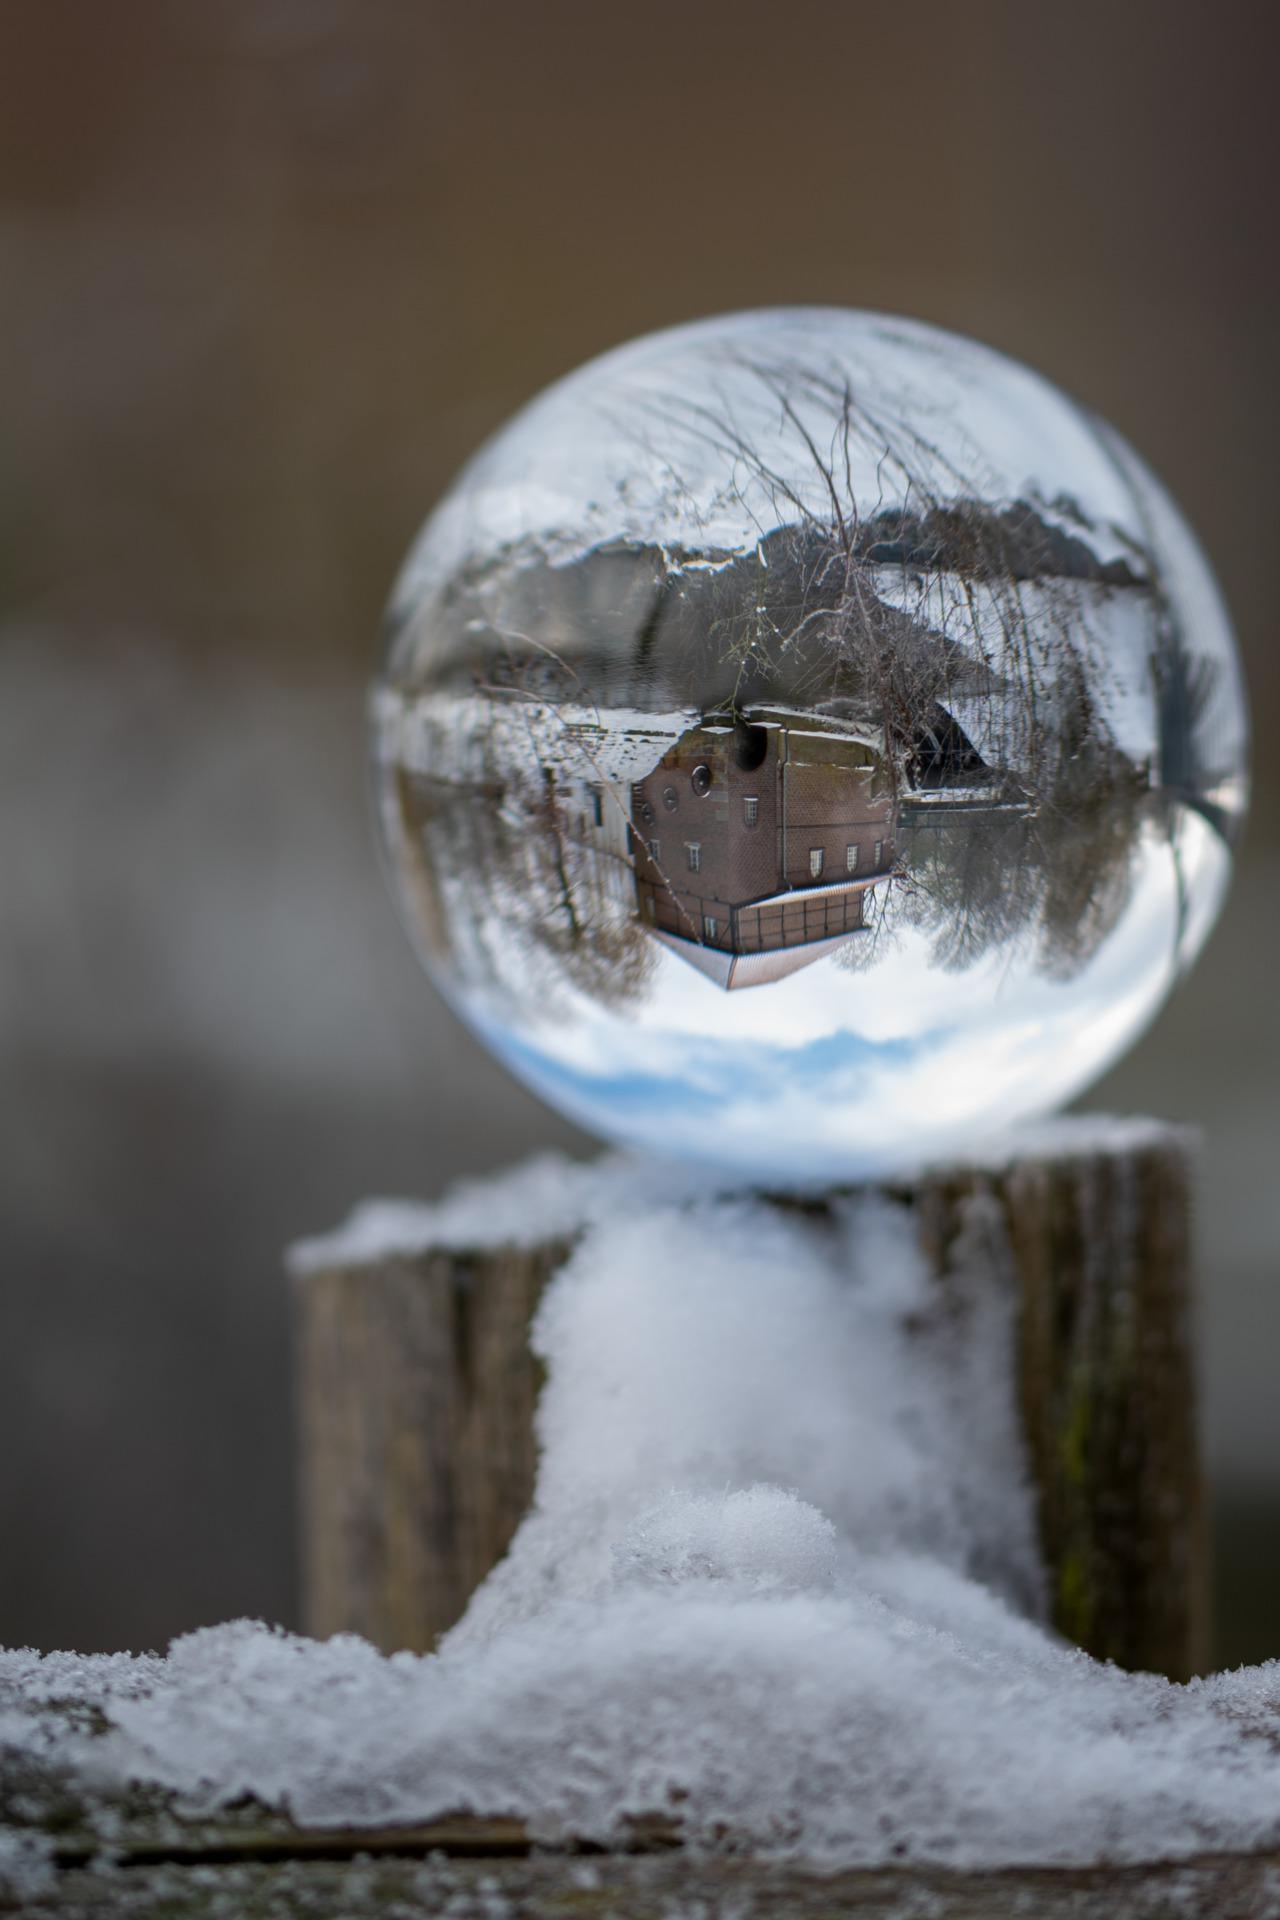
691,764 -> 712,798
744,796 -> 759,827
662,784 -> 679,812
590,786 -> 603,828
809,848 -> 825,879
647,838 -> 661,863
874,840 -> 884,867
686,842 -> 702,873
702,915 -> 718,942
846,842 -> 860,873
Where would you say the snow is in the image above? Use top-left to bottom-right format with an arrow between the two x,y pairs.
286,1149 -> 701,1271
286,1114 -> 1184,1270
0,1831 -> 55,1905
7,1143 -> 1280,1873
379,686 -> 700,795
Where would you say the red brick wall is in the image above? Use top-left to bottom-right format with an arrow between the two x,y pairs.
632,722 -> 897,949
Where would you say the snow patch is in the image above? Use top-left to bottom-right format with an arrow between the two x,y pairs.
286,1114 -> 1186,1270
0,1831 -> 55,1904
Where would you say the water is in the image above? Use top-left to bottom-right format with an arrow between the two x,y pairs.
371,309 -> 1247,1179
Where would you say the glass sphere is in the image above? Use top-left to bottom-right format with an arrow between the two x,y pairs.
372,309 -> 1248,1179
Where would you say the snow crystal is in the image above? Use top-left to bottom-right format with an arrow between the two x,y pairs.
613,1487 -> 838,1596
7,1145 -> 1279,1872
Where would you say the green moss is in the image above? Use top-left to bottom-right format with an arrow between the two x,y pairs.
1061,1376 -> 1091,1491
1057,1549 -> 1094,1649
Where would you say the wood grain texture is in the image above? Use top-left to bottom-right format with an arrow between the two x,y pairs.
294,1129 -> 1205,1675
3,1753 -> 1276,1920
295,1237 -> 569,1653
13,1842 -> 1280,1918
899,1134 -> 1206,1677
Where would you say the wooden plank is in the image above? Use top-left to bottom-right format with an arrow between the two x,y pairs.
1,1744 -> 1275,1918
10,1834 -> 1280,1918
5,1646 -> 1273,1919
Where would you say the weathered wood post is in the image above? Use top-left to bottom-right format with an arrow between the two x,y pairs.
291,1120 -> 1207,1679
0,1121 -> 1246,1918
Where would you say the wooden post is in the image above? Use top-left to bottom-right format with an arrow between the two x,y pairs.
291,1123 -> 1207,1678
294,1236 -> 568,1659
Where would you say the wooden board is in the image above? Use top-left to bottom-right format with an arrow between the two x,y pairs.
4,1766 -> 1277,1919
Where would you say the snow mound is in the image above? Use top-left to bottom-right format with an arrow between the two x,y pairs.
613,1488 -> 838,1595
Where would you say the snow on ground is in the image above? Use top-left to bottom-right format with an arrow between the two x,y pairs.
6,1142 -> 1280,1872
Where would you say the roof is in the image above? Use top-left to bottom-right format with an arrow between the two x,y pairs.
746,874 -> 885,911
653,927 -> 864,991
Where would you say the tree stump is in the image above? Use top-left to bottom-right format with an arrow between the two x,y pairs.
291,1119 -> 1207,1678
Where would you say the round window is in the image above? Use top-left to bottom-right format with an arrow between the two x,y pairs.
691,764 -> 712,798
662,785 -> 679,812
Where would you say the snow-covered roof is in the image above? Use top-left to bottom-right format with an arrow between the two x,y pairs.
653,926 -> 864,991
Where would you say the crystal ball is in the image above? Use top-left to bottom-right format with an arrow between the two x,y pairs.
372,309 -> 1248,1179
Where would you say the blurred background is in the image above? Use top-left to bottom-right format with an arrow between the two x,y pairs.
1,0 -> 1276,1664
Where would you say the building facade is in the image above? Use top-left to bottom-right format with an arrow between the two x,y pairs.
631,718 -> 896,988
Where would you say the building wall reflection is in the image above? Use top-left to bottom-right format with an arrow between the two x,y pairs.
631,717 -> 896,989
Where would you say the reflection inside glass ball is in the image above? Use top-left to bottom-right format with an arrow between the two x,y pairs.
372,309 -> 1248,1178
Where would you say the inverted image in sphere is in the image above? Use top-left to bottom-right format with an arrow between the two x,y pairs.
373,309 -> 1248,1178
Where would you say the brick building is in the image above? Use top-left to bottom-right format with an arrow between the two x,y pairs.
631,718 -> 896,989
